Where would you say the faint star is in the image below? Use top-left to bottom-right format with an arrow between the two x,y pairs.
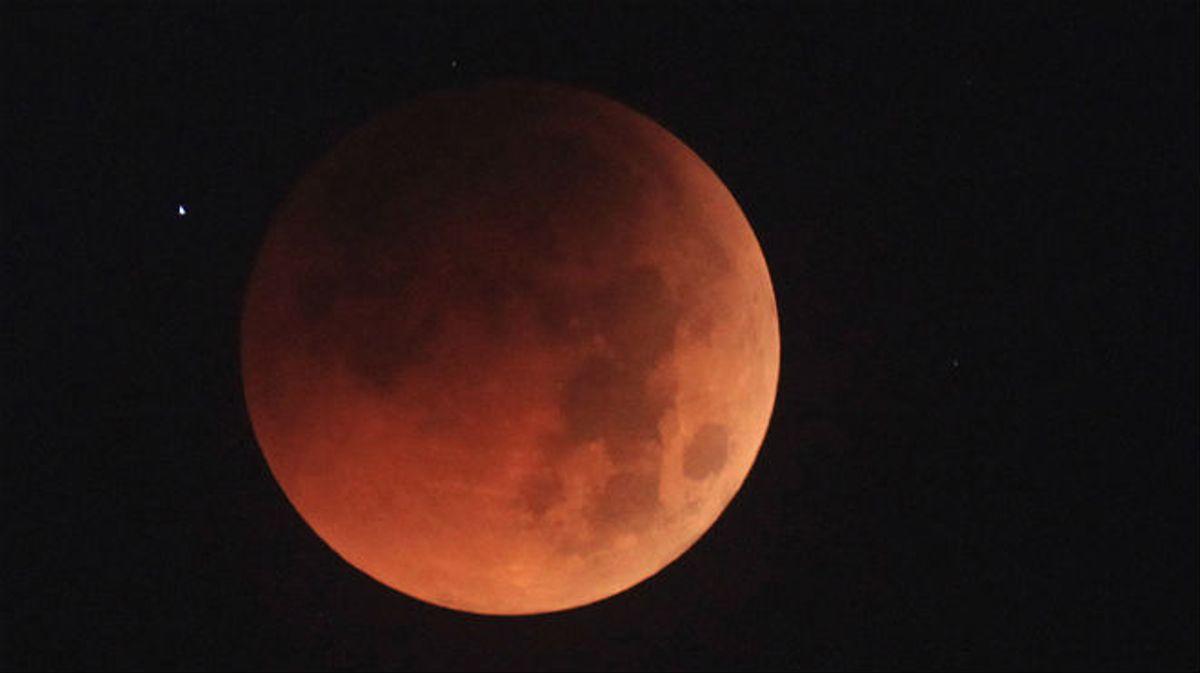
951,358 -> 959,368
451,59 -> 459,69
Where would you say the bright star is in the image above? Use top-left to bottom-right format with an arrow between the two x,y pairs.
178,204 -> 187,216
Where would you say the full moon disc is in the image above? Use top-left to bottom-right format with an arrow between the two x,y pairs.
241,82 -> 779,615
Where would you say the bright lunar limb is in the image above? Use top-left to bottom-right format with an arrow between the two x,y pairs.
241,81 -> 780,615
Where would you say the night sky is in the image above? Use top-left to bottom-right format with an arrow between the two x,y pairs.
6,4 -> 1197,671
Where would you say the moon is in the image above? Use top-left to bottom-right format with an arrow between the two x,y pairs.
241,82 -> 779,615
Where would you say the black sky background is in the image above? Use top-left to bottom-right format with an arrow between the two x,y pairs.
6,3 -> 1197,671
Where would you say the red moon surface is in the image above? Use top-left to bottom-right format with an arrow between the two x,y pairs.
241,82 -> 779,615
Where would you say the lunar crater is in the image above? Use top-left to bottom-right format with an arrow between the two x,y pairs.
683,422 -> 731,481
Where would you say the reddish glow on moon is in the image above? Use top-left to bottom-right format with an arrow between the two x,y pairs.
241,82 -> 780,615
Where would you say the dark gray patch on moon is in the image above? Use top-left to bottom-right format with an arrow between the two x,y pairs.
587,470 -> 661,533
561,355 -> 658,446
556,265 -> 681,465
683,423 -> 730,480
520,472 -> 566,517
592,266 -> 679,368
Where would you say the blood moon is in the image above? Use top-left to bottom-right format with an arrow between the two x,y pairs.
241,82 -> 779,615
